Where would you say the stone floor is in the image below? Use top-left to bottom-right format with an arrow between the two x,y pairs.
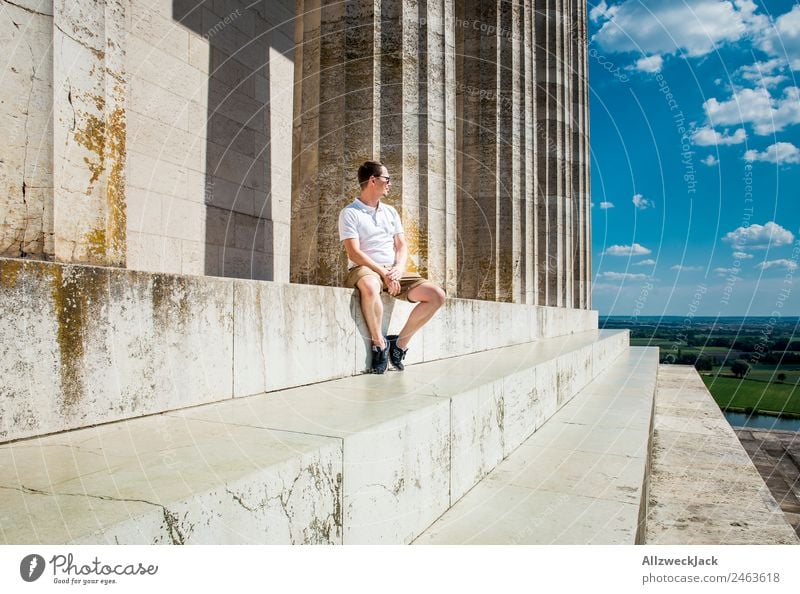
645,366 -> 798,545
734,428 -> 800,538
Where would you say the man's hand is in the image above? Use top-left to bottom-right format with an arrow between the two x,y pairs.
385,266 -> 403,281
381,269 -> 401,295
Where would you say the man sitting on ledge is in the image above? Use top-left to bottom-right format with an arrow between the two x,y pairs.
339,160 -> 447,374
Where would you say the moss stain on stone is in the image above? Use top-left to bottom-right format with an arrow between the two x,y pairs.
399,212 -> 422,274
151,274 -> 192,330
51,265 -> 106,410
74,89 -> 127,267
0,259 -> 24,289
105,96 -> 127,266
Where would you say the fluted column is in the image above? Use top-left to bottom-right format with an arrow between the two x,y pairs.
523,0 -> 538,304
291,0 -> 457,291
582,0 -> 592,308
456,0 -> 534,303
562,0 -> 574,308
571,0 -> 587,308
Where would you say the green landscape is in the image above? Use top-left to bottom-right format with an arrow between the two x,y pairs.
602,316 -> 800,418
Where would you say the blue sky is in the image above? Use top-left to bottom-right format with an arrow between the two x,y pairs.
588,0 -> 800,316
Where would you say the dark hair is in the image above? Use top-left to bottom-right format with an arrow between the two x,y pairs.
357,160 -> 384,187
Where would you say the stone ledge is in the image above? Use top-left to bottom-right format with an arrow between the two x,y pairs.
645,365 -> 799,545
0,330 -> 626,544
0,257 -> 599,442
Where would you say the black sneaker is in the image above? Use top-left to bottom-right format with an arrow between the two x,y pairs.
387,335 -> 408,371
371,342 -> 389,374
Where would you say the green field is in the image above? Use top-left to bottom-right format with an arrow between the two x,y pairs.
742,364 -> 800,383
701,374 -> 800,415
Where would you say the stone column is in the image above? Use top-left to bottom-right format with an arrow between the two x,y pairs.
523,0 -> 538,305
53,0 -> 128,266
456,0 -> 535,303
562,0 -> 573,308
291,0 -> 457,291
582,0 -> 591,308
571,0 -> 587,309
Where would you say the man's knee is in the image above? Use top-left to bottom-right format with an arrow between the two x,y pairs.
431,285 -> 446,308
357,276 -> 382,298
413,283 -> 446,307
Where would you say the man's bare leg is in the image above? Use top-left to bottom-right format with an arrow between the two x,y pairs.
396,283 -> 446,350
356,275 -> 386,348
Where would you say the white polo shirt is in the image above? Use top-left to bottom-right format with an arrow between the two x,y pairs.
338,198 -> 404,269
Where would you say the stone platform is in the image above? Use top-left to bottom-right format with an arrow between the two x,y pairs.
0,257 -> 597,443
0,329 -> 627,544
646,366 -> 798,545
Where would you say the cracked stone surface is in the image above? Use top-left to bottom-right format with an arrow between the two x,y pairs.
414,347 -> 658,544
0,413 -> 342,544
0,0 -> 54,259
2,324 -> 627,544
0,259 -> 233,442
646,365 -> 799,545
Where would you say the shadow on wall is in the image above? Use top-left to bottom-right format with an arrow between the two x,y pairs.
172,0 -> 293,280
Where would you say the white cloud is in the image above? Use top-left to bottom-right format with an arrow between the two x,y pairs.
736,59 -> 789,88
702,155 -> 719,166
592,0 -> 757,58
691,126 -> 746,146
599,201 -> 615,209
634,54 -> 664,73
601,271 -> 649,281
714,266 -> 736,276
757,259 -> 798,270
733,251 -> 753,259
632,194 -> 654,209
634,258 -> 657,266
703,87 -> 800,135
756,5 -> 800,70
590,0 -> 612,22
671,265 -> 704,271
603,243 -> 652,256
743,142 -> 800,164
723,221 -> 795,249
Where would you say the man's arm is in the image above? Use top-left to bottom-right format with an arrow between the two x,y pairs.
343,238 -> 401,294
386,233 -> 408,281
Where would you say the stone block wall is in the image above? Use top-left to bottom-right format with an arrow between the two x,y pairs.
0,0 -> 295,281
0,0 -> 54,260
127,0 -> 294,280
1,0 -> 592,306
0,256 -> 599,443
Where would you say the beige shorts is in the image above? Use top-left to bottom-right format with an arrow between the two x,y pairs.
344,266 -> 428,302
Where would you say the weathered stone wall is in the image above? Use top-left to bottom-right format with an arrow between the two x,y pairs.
1,0 -> 54,260
0,255 -> 597,443
1,0 -> 295,279
127,0 -> 294,279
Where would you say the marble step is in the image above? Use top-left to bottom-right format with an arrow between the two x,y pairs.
0,256 -> 598,443
414,346 -> 659,545
0,330 -> 628,545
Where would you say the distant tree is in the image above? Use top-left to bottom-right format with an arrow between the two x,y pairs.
730,359 -> 751,379
694,356 -> 713,372
777,373 -> 787,383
